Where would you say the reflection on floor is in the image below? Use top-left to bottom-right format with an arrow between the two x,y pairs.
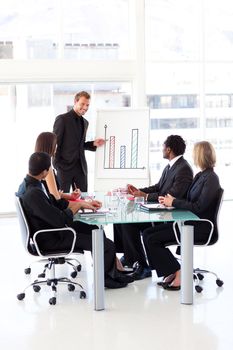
0,201 -> 232,350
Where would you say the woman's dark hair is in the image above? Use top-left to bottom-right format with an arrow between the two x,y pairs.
35,132 -> 57,157
164,135 -> 186,156
29,152 -> 51,176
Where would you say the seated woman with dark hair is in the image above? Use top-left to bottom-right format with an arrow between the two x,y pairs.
34,132 -> 81,201
33,131 -> 127,272
142,141 -> 221,290
18,151 -> 134,289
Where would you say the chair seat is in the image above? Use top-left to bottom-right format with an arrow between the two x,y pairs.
35,247 -> 84,256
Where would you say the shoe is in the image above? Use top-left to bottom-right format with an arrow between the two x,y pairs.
120,255 -> 134,268
157,281 -> 167,287
117,267 -> 135,274
157,274 -> 175,287
105,277 -> 128,289
163,283 -> 180,291
132,265 -> 152,280
115,272 -> 135,284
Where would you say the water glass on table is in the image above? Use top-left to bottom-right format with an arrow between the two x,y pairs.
134,196 -> 145,209
118,193 -> 129,207
82,192 -> 95,202
104,195 -> 118,214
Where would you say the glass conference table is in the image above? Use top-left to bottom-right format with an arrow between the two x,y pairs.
74,196 -> 199,311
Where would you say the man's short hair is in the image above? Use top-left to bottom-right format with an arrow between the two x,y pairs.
164,135 -> 186,156
29,152 -> 51,176
74,91 -> 91,102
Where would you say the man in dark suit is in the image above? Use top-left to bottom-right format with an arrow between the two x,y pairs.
114,135 -> 193,280
19,152 -> 134,289
53,91 -> 105,192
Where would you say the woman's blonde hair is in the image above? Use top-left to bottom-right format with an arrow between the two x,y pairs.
193,141 -> 216,170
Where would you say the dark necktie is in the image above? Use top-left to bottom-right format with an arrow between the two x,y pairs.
161,164 -> 170,184
164,164 -> 170,178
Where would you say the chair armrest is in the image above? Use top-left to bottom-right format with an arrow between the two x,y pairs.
172,222 -> 181,245
33,227 -> 77,257
193,219 -> 214,246
172,219 -> 214,246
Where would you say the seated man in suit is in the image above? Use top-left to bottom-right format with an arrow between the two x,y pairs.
114,135 -> 193,280
18,152 -> 134,289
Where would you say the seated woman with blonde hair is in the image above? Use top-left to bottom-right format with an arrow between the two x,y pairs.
142,141 -> 221,290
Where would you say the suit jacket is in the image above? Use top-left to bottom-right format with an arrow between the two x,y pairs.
173,168 -> 220,222
20,175 -> 73,238
53,109 -> 96,174
140,156 -> 193,202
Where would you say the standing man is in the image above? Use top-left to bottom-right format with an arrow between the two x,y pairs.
53,91 -> 105,192
114,135 -> 193,280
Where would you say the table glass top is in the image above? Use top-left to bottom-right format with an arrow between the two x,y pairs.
74,193 -> 199,225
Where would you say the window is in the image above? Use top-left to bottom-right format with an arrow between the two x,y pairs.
0,0 -> 131,61
148,95 -> 198,109
150,118 -> 198,130
145,0 -> 233,199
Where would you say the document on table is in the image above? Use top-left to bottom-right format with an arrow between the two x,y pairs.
140,203 -> 174,211
78,208 -> 110,217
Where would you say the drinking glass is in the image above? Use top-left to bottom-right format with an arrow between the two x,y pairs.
134,196 -> 145,209
118,193 -> 128,207
83,192 -> 95,202
104,195 -> 118,213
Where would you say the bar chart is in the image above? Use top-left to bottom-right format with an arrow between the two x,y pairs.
95,108 -> 149,187
103,124 -> 145,170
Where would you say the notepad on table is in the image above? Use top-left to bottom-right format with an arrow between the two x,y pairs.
78,208 -> 110,217
140,203 -> 174,211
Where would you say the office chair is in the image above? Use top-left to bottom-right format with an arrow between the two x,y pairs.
15,196 -> 86,305
173,187 -> 224,293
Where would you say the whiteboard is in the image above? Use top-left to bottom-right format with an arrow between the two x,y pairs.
94,108 -> 150,191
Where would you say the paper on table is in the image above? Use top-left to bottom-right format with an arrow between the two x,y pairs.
140,203 -> 174,211
78,208 -> 110,216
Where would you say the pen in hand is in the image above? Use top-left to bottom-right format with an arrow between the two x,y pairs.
73,182 -> 80,193
72,182 -> 81,199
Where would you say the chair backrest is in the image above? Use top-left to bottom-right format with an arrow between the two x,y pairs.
171,187 -> 224,251
209,187 -> 224,245
15,196 -> 38,256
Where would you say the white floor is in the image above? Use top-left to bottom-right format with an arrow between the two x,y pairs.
0,202 -> 233,350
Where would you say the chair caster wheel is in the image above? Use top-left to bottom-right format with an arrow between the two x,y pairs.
77,264 -> 82,272
49,297 -> 56,305
216,279 -> 224,287
71,271 -> 77,278
195,285 -> 203,293
33,285 -> 41,293
80,291 -> 86,299
38,273 -> 46,278
24,268 -> 31,275
17,293 -> 25,300
68,284 -> 75,292
197,273 -> 204,281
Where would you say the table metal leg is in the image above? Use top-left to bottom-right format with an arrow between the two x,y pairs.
92,226 -> 105,311
180,223 -> 194,305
